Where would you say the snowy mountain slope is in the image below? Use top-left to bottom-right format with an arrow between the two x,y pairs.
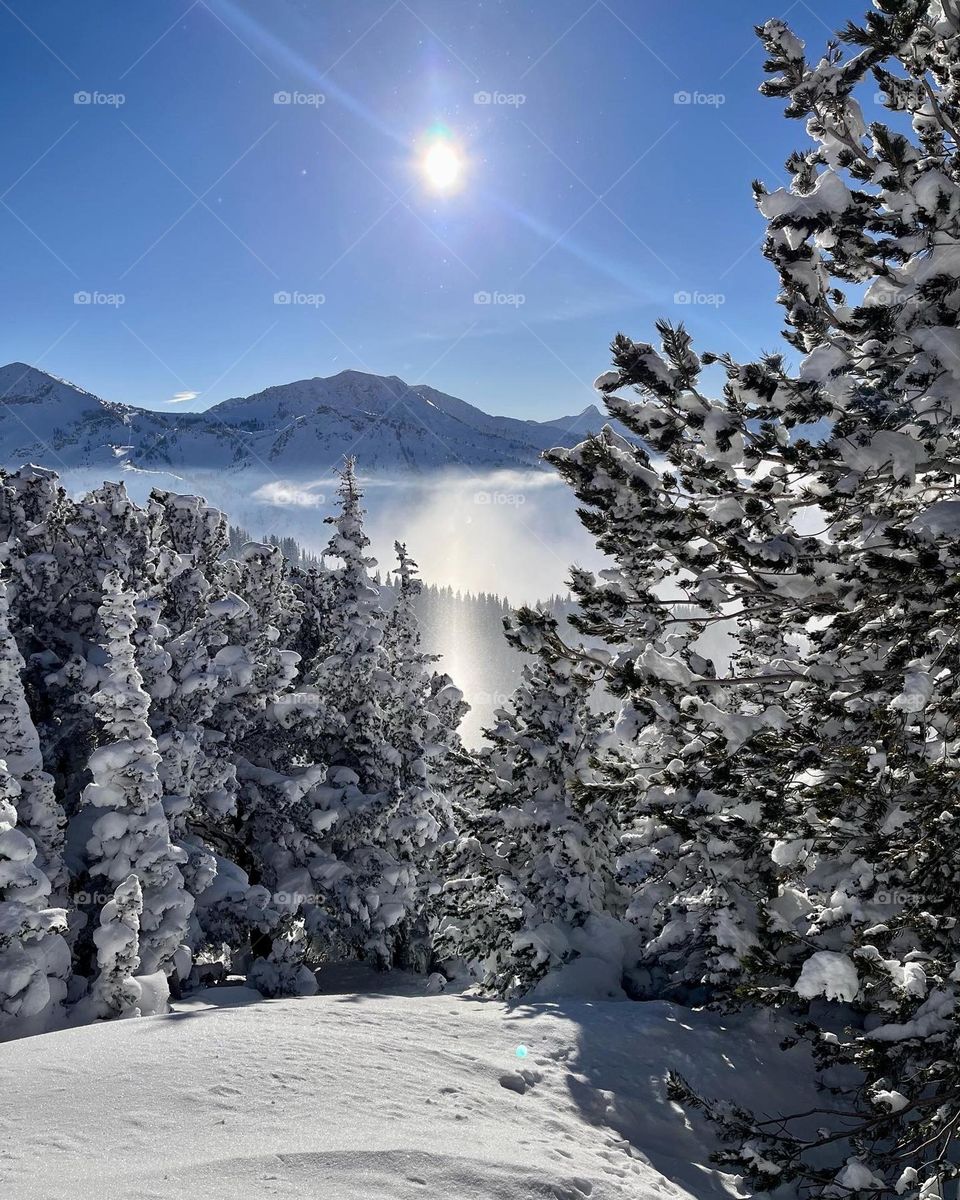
0,362 -> 171,473
0,363 -> 609,477
1,970 -> 812,1200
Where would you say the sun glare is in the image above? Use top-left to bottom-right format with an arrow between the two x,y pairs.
420,136 -> 464,193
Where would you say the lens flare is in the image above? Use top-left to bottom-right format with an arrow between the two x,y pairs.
419,131 -> 465,193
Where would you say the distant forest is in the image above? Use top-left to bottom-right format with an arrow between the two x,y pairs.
227,523 -> 578,742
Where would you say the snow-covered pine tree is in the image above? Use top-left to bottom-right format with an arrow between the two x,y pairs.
289,559 -> 339,667
302,459 -> 404,966
92,873 -> 143,1019
225,544 -> 304,745
0,462 -> 469,1015
126,502 -> 291,984
0,761 -> 69,1034
380,542 -> 458,970
135,515 -> 237,970
0,577 -> 67,901
542,318 -> 801,998
682,7 -> 960,1195
81,573 -> 192,989
73,480 -> 158,593
0,469 -> 97,825
203,543 -> 320,993
549,2 -> 960,1194
126,503 -> 316,994
0,467 -> 80,656
439,607 -> 622,997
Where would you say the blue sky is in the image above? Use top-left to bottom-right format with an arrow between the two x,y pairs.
0,0 -> 867,419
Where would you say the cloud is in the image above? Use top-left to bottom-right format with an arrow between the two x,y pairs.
361,467 -> 566,494
251,480 -> 327,508
167,390 -> 200,403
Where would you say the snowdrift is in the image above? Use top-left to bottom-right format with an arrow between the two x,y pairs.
1,971 -> 813,1200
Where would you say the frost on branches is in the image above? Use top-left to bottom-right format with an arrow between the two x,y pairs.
92,873 -> 143,1019
382,542 -> 460,971
0,453 -> 465,1035
0,761 -> 68,1035
0,578 -> 66,902
439,608 -> 623,998
539,1 -> 960,1194
81,574 -> 192,987
298,461 -> 457,967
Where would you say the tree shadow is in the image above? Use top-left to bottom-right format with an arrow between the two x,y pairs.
155,984 -> 269,1026
487,995 -> 816,1199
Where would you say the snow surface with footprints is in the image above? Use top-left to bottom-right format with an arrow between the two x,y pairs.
1,966 -> 811,1199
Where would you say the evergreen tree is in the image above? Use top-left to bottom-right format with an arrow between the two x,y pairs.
439,608 -> 621,996
696,7 -> 960,1194
206,543 -> 320,991
543,320 -> 797,997
92,874 -> 143,1019
381,542 -> 460,969
0,460 -> 471,1021
302,459 -> 404,965
0,761 -> 69,1033
81,574 -> 192,984
0,577 -> 67,900
543,2 -> 960,1193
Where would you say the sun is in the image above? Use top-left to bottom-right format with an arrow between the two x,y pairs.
419,133 -> 465,193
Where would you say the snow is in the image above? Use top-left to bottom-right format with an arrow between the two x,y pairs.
912,501 -> 960,535
915,326 -> 960,382
527,955 -> 626,1002
757,170 -> 853,226
0,968 -> 811,1200
836,1158 -> 886,1192
0,364 -> 606,477
890,664 -> 934,714
871,1088 -> 910,1113
866,988 -> 955,1042
795,951 -> 860,1002
838,430 -> 923,481
593,371 -> 621,391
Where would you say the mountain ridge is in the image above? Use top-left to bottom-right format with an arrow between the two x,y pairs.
0,363 -> 611,479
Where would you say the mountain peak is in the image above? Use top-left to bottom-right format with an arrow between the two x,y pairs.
329,368 -> 409,390
538,403 -> 608,433
0,362 -> 54,388
0,362 -> 95,399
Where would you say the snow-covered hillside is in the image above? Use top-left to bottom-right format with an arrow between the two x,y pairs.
0,968 -> 810,1200
0,363 -> 606,477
